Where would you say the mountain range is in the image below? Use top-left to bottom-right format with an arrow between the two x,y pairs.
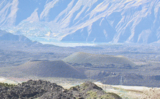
0,30 -> 31,42
0,0 -> 160,44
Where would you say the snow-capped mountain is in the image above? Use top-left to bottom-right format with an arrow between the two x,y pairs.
0,0 -> 160,44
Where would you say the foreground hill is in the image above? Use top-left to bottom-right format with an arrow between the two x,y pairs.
63,52 -> 136,68
1,78 -> 160,99
0,60 -> 86,79
0,80 -> 122,99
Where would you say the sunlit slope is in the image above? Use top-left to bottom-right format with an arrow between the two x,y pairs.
2,60 -> 86,79
63,52 -> 136,67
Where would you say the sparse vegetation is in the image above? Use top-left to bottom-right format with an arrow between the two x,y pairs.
87,91 -> 97,99
0,80 -> 122,99
0,82 -> 16,87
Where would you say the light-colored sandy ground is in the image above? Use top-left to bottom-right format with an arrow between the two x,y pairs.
0,77 -> 160,99
95,82 -> 160,99
0,77 -> 18,84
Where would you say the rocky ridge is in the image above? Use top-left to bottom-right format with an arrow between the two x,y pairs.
0,80 -> 122,99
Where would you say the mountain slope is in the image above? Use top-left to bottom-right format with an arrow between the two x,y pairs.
0,30 -> 43,51
0,0 -> 160,44
0,30 -> 31,42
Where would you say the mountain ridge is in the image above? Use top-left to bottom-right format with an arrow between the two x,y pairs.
0,0 -> 160,44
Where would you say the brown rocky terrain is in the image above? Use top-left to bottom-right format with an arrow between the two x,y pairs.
0,80 -> 122,99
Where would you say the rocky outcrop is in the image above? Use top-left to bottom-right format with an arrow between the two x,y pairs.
0,80 -> 122,99
67,82 -> 122,99
0,80 -> 61,99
